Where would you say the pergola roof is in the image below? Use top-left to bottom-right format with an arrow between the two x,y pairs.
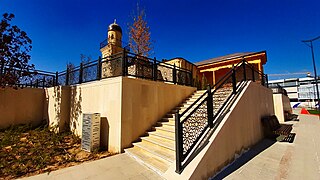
195,51 -> 266,66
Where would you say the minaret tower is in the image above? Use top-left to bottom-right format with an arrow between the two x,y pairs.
100,20 -> 123,58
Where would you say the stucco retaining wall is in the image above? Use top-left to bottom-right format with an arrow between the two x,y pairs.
46,77 -> 196,153
273,94 -> 292,123
0,87 -> 45,129
121,77 -> 196,150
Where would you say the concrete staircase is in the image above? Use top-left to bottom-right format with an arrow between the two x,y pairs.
125,87 -> 233,175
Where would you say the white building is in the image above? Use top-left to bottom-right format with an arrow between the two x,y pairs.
268,77 -> 319,108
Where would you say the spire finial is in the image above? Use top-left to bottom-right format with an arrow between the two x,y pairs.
114,19 -> 117,24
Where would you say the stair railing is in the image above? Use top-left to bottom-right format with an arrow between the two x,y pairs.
175,59 -> 268,173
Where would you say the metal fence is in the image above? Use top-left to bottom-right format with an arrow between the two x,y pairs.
0,63 -> 56,88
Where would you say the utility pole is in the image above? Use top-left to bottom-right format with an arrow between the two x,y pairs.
302,36 -> 320,110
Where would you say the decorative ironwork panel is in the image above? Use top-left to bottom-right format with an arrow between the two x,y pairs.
212,85 -> 233,113
182,100 -> 208,155
101,57 -> 122,78
157,64 -> 173,82
127,56 -> 153,78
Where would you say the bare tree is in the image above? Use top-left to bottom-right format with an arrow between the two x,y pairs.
80,54 -> 92,81
128,4 -> 153,58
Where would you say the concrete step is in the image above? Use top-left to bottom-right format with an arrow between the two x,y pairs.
125,146 -> 170,174
141,135 -> 175,151
148,130 -> 175,141
133,141 -> 175,163
155,125 -> 175,133
158,120 -> 175,127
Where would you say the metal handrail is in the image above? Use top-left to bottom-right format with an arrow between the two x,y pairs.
175,59 -> 268,173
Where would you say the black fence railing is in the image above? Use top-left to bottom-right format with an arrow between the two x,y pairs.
175,59 -> 268,173
0,64 -> 56,88
54,50 -> 193,87
1,51 -> 193,88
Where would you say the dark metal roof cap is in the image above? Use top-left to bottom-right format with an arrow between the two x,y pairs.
108,19 -> 122,33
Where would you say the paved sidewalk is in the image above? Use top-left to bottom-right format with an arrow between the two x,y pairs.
21,153 -> 163,180
212,113 -> 320,180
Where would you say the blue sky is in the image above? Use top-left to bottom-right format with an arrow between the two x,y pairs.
1,0 -> 320,79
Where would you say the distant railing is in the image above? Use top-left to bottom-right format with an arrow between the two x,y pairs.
175,59 -> 269,173
55,50 -> 193,86
0,63 -> 56,88
268,83 -> 287,96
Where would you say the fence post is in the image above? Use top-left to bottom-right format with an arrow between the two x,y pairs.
36,79 -> 39,88
232,66 -> 237,94
55,71 -> 59,86
79,63 -> 83,84
153,57 -> 157,81
42,76 -> 45,88
97,56 -> 102,80
265,74 -> 269,87
207,85 -> 214,128
0,61 -> 4,80
242,59 -> 246,81
173,64 -> 177,84
122,49 -> 127,76
251,67 -> 255,82
66,66 -> 70,85
175,110 -> 183,174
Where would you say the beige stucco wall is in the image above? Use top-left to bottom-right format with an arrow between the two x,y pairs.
121,77 -> 196,149
45,77 -> 195,153
0,87 -> 45,129
273,94 -> 292,123
68,77 -> 122,153
46,86 -> 71,133
164,81 -> 274,180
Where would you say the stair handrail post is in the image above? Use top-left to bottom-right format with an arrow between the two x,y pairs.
173,64 -> 177,84
251,66 -> 255,82
232,66 -> 237,94
79,62 -> 83,84
36,79 -> 39,88
207,84 -> 214,128
175,110 -> 183,174
97,56 -> 102,80
242,58 -> 247,81
122,49 -> 127,76
153,57 -> 157,81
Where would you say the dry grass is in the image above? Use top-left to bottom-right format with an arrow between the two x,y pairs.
0,125 -> 114,179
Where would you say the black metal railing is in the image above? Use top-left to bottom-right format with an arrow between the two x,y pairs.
54,50 -> 193,87
0,63 -> 56,88
175,59 -> 268,173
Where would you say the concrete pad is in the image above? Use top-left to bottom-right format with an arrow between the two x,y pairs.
211,114 -> 320,180
20,154 -> 163,180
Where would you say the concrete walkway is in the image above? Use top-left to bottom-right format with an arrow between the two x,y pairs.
212,113 -> 320,180
21,153 -> 163,180
22,112 -> 320,180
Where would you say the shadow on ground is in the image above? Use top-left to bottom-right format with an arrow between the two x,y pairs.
211,139 -> 276,180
